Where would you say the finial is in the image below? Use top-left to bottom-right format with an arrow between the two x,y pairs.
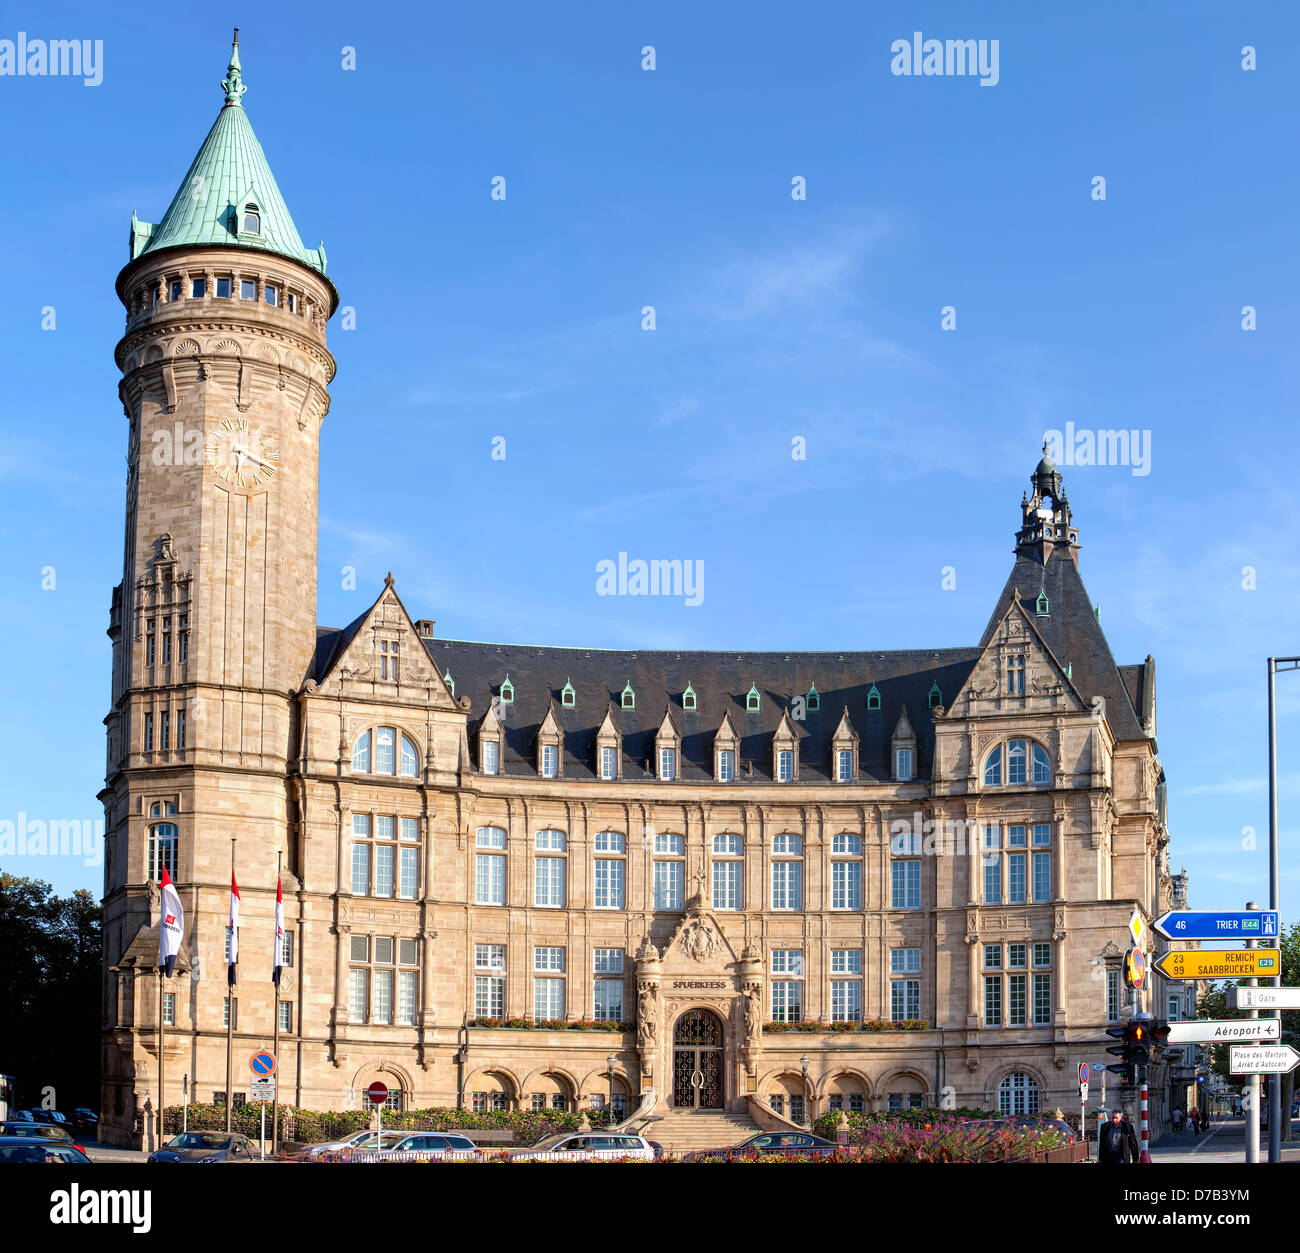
222,29 -> 246,107
384,571 -> 394,588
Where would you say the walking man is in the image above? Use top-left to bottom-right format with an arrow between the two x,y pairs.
1098,1108 -> 1140,1164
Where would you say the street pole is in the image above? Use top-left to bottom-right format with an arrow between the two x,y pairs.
1266,658 -> 1292,1164
1139,1067 -> 1150,1163
157,967 -> 166,1151
225,838 -> 235,1133
1245,900 -> 1259,1164
272,850 -> 282,1158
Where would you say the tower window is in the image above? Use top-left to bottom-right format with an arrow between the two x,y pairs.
168,280 -> 183,301
240,279 -> 256,301
215,277 -> 232,299
286,292 -> 299,313
243,206 -> 261,234
191,278 -> 206,298
499,677 -> 514,705
1036,590 -> 1050,616
264,284 -> 278,306
443,670 -> 454,697
620,682 -> 635,710
682,684 -> 696,711
746,684 -> 761,712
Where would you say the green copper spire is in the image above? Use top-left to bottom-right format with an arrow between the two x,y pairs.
127,33 -> 329,278
222,28 -> 246,107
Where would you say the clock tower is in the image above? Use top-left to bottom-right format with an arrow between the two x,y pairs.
100,34 -> 337,1142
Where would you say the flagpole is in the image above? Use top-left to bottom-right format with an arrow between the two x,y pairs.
157,964 -> 165,1151
272,850 -> 282,1158
226,837 -> 235,1133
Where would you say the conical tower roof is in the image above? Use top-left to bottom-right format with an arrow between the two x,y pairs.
128,32 -> 328,278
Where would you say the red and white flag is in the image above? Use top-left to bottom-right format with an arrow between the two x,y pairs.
159,866 -> 184,978
272,876 -> 285,987
228,872 -> 240,986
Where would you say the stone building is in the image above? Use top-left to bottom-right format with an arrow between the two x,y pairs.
99,40 -> 1182,1146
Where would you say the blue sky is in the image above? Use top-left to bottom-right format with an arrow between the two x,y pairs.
2,1 -> 1298,917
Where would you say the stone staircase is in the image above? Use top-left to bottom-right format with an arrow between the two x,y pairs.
639,1109 -> 761,1155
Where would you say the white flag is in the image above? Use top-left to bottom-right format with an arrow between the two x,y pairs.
272,876 -> 285,987
228,872 -> 240,985
159,867 -> 184,977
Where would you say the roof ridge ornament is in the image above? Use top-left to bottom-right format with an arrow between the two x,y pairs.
222,28 -> 246,108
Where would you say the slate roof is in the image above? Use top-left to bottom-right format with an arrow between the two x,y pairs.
421,640 -> 980,783
979,548 -> 1147,741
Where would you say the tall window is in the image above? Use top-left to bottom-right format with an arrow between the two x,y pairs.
178,613 -> 188,664
717,749 -> 735,782
600,745 -> 617,780
533,947 -> 565,1019
653,832 -> 684,910
1033,850 -> 1051,902
659,746 -> 676,781
770,950 -> 803,1022
144,713 -> 154,752
540,744 -> 559,778
534,830 -> 566,908
711,834 -> 743,910
836,749 -> 854,782
890,829 -> 921,908
832,949 -> 863,1022
1006,655 -> 1025,695
771,834 -> 802,910
243,205 -> 261,233
890,947 -> 921,1020
474,944 -> 506,1017
475,827 -> 507,905
1106,968 -> 1121,1022
593,949 -> 624,1021
353,730 -> 371,772
998,1072 -> 1039,1115
162,992 -> 176,1025
593,832 -> 625,909
482,739 -> 500,776
895,748 -> 913,781
830,833 -> 863,909
148,816 -> 178,880
984,975 -> 1002,1027
177,708 -> 186,749
776,749 -> 794,782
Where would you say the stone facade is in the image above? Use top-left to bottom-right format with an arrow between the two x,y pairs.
98,45 -> 1183,1148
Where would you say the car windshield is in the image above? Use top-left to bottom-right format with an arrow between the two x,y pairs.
3,1124 -> 67,1139
167,1133 -> 230,1149
529,1133 -> 573,1150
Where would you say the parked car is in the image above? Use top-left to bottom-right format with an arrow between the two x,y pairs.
501,1132 -> 655,1162
30,1110 -> 71,1128
682,1131 -> 837,1161
299,1128 -> 400,1159
147,1132 -> 258,1163
0,1122 -> 85,1154
0,1135 -> 92,1164
7,1110 -> 35,1123
71,1109 -> 99,1137
350,1132 -> 481,1161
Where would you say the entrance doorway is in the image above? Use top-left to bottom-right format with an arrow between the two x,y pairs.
672,1009 -> 724,1109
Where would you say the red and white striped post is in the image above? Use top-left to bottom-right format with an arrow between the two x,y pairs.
1138,1074 -> 1152,1163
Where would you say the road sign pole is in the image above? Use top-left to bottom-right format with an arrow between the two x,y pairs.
260,1098 -> 265,1161
1245,901 -> 1259,1164
1266,657 -> 1292,1165
1139,1066 -> 1151,1163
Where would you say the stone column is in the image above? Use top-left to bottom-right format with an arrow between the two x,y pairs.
634,938 -> 662,1097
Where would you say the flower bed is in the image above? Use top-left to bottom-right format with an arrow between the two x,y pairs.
762,1018 -> 930,1033
469,1017 -> 634,1032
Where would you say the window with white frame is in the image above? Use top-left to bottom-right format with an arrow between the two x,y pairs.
540,743 -> 559,778
659,746 -> 676,781
600,745 -> 617,780
776,749 -> 794,782
834,948 -> 864,974
895,747 -> 913,781
771,834 -> 802,909
711,833 -> 743,910
770,950 -> 803,1022
831,980 -> 862,1021
830,833 -> 863,909
593,949 -> 624,1021
474,944 -> 506,1018
717,748 -> 735,782
998,1072 -> 1039,1115
533,945 -> 565,1019
653,832 -> 684,910
889,829 -> 921,909
983,738 -> 1051,786
352,726 -> 419,777
593,832 -> 625,909
891,977 -> 920,1020
836,749 -> 854,782
1107,968 -> 1122,1022
890,948 -> 920,974
475,826 -> 507,906
148,818 -> 178,880
482,739 -> 500,776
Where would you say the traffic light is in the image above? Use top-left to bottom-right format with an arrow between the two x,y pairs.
1130,1020 -> 1150,1066
1106,1019 -> 1149,1080
1148,1019 -> 1171,1052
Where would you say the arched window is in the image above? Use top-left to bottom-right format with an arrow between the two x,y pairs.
353,731 -> 371,772
353,727 -> 418,775
984,739 -> 1051,786
375,727 -> 396,774
242,204 -> 261,234
400,734 -> 419,777
148,823 -> 178,879
998,1072 -> 1039,1115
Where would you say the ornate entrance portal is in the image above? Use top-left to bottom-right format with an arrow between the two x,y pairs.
672,1009 -> 724,1109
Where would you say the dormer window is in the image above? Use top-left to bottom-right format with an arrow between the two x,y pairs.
866,684 -> 881,711
561,680 -> 575,708
746,684 -> 761,712
806,685 -> 820,712
499,676 -> 514,705
443,670 -> 455,697
1036,590 -> 1050,616
243,205 -> 261,234
895,748 -> 913,782
776,749 -> 794,782
540,744 -> 559,778
928,682 -> 942,709
621,682 -> 635,710
682,684 -> 696,711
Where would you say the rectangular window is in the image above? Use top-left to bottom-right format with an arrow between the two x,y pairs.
278,1000 -> 292,1032
984,944 -> 1002,969
770,980 -> 802,1022
474,975 -> 504,1018
594,859 -> 624,909
1032,852 -> 1051,902
178,615 -> 188,664
891,860 -> 920,909
399,847 -> 418,898
836,749 -> 853,781
534,946 -> 565,972
162,992 -> 176,1026
1007,824 -> 1026,847
650,863 -> 681,909
718,749 -> 734,782
831,860 -> 862,910
600,745 -> 617,780
374,845 -> 394,898
482,741 -> 499,775
265,284 -> 278,306
400,818 -> 419,842
1008,943 -> 1026,968
1008,853 -> 1026,904
535,857 -> 566,907
889,948 -> 920,974
169,279 -> 183,301
475,854 -> 505,905
474,944 -> 506,970
161,619 -> 172,666
177,709 -> 186,749
1033,973 -> 1052,1025
540,744 -> 558,777
659,747 -> 676,780
397,973 -> 416,1026
215,277 -> 231,298
240,278 -> 256,300
146,622 -> 155,667
772,860 -> 802,910
983,856 -> 1002,905
376,815 -> 394,841
1107,970 -> 1121,1022
348,969 -> 367,1023
833,949 -> 864,974
372,969 -> 393,1025
712,859 -> 741,910
891,979 -> 920,1020
1007,655 -> 1025,695
160,710 -> 170,751
776,749 -> 794,782
191,278 -> 206,298
594,832 -> 625,853
351,844 -> 369,896
1032,823 -> 1052,847
534,977 -> 564,1019
1033,942 -> 1051,969
831,980 -> 862,1021
594,949 -> 624,973
1009,973 -> 1027,1026
144,713 -> 154,752
350,935 -> 370,963
895,747 -> 913,781
984,976 -> 1002,1026
593,979 -> 623,1021
770,950 -> 803,974
653,859 -> 683,910
397,938 -> 417,966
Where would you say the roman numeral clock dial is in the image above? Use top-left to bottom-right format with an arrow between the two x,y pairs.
204,416 -> 279,488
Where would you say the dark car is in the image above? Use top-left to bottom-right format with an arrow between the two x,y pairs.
148,1132 -> 258,1163
7,1110 -> 35,1123
30,1110 -> 71,1128
0,1122 -> 86,1154
0,1136 -> 92,1164
682,1131 -> 837,1161
71,1108 -> 99,1137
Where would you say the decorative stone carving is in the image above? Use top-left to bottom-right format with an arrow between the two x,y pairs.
634,936 -> 660,964
680,917 -> 719,963
743,985 -> 762,1045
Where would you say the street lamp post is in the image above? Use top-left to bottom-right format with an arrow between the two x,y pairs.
607,1052 -> 618,1125
799,1054 -> 811,1127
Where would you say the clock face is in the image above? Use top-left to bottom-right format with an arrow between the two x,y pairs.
204,417 -> 279,488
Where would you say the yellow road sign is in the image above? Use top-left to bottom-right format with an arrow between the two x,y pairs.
1154,949 -> 1280,980
1130,909 -> 1146,948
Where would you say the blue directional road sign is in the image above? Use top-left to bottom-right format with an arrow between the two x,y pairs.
1154,910 -> 1278,941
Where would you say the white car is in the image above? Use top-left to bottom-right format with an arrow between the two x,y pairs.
350,1132 -> 482,1161
300,1129 -> 400,1159
502,1132 -> 654,1163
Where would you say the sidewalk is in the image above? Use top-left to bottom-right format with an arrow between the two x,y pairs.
1146,1115 -> 1300,1164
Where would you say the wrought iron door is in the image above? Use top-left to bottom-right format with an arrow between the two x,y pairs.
672,1009 -> 724,1109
